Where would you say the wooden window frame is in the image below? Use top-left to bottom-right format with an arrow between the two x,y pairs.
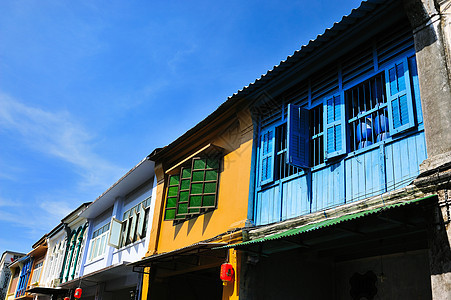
163,148 -> 222,222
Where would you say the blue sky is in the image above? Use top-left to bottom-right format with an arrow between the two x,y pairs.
0,0 -> 363,253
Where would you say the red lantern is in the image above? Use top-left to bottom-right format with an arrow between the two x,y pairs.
74,287 -> 82,299
220,263 -> 234,283
64,298 -> 70,300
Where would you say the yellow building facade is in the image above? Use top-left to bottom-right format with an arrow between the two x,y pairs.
138,103 -> 254,300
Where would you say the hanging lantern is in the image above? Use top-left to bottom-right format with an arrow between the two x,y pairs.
74,287 -> 82,299
220,263 -> 234,284
64,297 -> 70,300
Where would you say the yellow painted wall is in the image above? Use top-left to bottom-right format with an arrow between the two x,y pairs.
140,267 -> 151,300
222,249 -> 240,300
142,107 -> 253,300
147,107 -> 254,255
157,138 -> 252,252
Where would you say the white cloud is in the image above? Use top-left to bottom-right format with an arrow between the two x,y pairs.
0,195 -> 71,238
0,93 -> 125,189
0,196 -> 21,208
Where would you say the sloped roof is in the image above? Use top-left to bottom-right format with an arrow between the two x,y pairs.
221,194 -> 436,249
149,0 -> 392,159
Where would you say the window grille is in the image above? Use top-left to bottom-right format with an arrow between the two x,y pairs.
346,73 -> 389,151
276,124 -> 301,179
309,105 -> 324,166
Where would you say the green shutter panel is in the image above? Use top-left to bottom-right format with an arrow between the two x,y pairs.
164,175 -> 179,220
260,127 -> 275,185
386,58 -> 415,134
324,93 -> 346,159
287,104 -> 309,168
188,157 -> 219,212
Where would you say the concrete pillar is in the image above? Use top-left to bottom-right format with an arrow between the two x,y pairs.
95,282 -> 107,300
427,191 -> 451,299
222,249 -> 240,300
78,219 -> 93,277
403,0 -> 451,172
106,196 -> 123,266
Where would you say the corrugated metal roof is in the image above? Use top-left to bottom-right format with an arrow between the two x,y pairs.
227,0 -> 389,100
149,0 -> 392,159
129,242 -> 227,267
222,194 -> 436,249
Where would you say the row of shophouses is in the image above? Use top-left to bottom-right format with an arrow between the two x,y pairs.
2,0 -> 451,299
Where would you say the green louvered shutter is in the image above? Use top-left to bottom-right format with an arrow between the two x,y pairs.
260,127 -> 275,185
386,58 -> 415,134
287,104 -> 309,168
324,93 -> 346,159
164,174 -> 179,220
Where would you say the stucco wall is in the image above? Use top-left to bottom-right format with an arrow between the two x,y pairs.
156,138 -> 253,253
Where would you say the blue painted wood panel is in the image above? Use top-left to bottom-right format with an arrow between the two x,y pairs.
255,185 -> 280,225
281,176 -> 309,220
385,131 -> 426,192
345,146 -> 386,203
254,131 -> 427,226
312,162 -> 345,211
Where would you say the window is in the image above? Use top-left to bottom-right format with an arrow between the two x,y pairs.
164,150 -> 221,221
346,73 -> 389,151
386,58 -> 415,133
88,223 -> 109,261
344,57 -> 416,151
259,104 -> 321,185
275,124 -> 301,179
309,105 -> 324,166
324,93 -> 346,159
108,197 -> 151,248
260,129 -> 275,185
29,260 -> 43,285
258,55 -> 420,185
8,269 -> 19,294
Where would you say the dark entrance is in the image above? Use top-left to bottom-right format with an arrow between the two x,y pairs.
151,267 -> 223,300
131,243 -> 227,300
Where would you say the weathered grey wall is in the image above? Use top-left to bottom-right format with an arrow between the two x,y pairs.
403,1 -> 451,299
427,198 -> 451,300
404,0 -> 451,170
335,250 -> 432,299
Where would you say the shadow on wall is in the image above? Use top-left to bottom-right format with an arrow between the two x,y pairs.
428,203 -> 451,277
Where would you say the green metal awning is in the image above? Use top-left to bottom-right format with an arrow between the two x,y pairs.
224,194 -> 437,250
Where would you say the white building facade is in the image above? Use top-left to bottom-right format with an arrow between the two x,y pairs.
60,157 -> 156,300
0,252 -> 25,300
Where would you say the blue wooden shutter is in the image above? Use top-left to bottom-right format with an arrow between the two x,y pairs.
386,58 -> 415,134
260,127 -> 275,185
324,93 -> 346,159
287,104 -> 309,168
408,55 -> 423,125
